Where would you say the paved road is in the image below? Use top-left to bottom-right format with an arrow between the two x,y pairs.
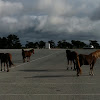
0,49 -> 100,100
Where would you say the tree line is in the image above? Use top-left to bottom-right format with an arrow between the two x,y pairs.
0,34 -> 100,49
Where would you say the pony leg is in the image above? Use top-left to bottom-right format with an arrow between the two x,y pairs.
76,61 -> 82,76
89,59 -> 96,76
29,57 -> 30,62
4,63 -> 5,71
23,58 -> 25,63
89,64 -> 95,76
73,63 -> 76,70
76,66 -> 80,76
76,63 -> 80,76
89,64 -> 92,75
27,57 -> 29,62
6,62 -> 9,72
24,58 -> 25,62
1,62 -> 2,71
91,68 -> 94,76
26,57 -> 28,62
67,65 -> 69,70
91,63 -> 95,76
89,64 -> 94,76
70,61 -> 72,70
91,58 -> 97,76
90,58 -> 96,76
67,60 -> 69,70
73,60 -> 76,70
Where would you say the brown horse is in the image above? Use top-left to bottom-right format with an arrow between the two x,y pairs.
66,50 -> 82,75
22,49 -> 34,62
0,53 -> 14,72
66,50 -> 78,70
77,49 -> 100,76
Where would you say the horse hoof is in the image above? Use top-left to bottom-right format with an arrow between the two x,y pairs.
91,74 -> 94,76
77,74 -> 79,76
89,72 -> 91,75
89,73 -> 94,76
7,70 -> 9,72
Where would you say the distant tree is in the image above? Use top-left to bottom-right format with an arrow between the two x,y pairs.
25,41 -> 34,48
7,34 -> 22,49
48,40 -> 55,48
38,41 -> 45,49
61,40 -> 67,48
89,40 -> 100,48
71,40 -> 86,48
0,37 -> 8,49
34,42 -> 39,48
57,40 -> 72,49
57,41 -> 63,48
66,42 -> 73,49
25,41 -> 39,48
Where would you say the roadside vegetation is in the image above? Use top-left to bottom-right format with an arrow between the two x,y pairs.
0,34 -> 100,49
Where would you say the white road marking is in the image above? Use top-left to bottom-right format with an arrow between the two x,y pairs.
11,51 -> 62,68
0,83 -> 96,85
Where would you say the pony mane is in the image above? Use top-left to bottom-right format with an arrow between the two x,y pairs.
90,49 -> 100,58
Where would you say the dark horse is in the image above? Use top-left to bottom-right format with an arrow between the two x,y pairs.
0,53 -> 14,72
77,50 -> 100,76
66,50 -> 82,75
22,49 -> 34,62
66,50 -> 77,70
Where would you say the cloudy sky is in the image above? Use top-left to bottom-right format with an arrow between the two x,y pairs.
0,0 -> 100,44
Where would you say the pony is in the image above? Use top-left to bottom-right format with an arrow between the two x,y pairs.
77,49 -> 100,76
0,53 -> 14,72
22,48 -> 34,62
66,50 -> 77,70
66,50 -> 82,75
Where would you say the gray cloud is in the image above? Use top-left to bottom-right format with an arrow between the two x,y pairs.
0,0 -> 100,44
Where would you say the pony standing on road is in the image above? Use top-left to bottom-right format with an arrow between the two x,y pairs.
0,53 -> 14,72
22,49 -> 34,62
66,50 -> 82,75
77,49 -> 100,76
66,50 -> 78,70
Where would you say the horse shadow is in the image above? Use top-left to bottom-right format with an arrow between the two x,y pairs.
24,74 -> 76,79
19,69 -> 67,72
20,69 -> 49,72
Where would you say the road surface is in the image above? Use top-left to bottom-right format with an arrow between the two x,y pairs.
0,49 -> 99,100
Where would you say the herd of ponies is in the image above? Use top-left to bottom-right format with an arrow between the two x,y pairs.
66,49 -> 100,76
0,49 -> 34,72
0,48 -> 100,77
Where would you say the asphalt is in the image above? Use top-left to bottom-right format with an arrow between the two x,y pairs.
0,49 -> 100,100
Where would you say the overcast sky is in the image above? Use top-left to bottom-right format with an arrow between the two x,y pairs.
0,0 -> 100,44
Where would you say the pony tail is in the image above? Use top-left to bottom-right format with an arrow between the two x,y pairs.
76,56 -> 82,75
7,54 -> 14,67
9,58 -> 14,67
